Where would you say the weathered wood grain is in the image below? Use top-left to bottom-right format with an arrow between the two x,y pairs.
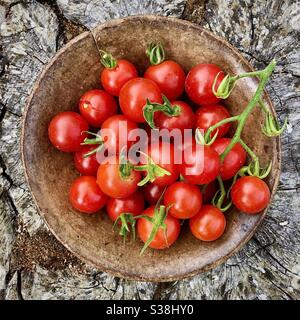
0,0 -> 299,299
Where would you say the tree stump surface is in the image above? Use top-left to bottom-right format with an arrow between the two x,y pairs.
0,0 -> 299,300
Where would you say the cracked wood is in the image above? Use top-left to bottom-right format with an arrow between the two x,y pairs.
0,0 -> 299,300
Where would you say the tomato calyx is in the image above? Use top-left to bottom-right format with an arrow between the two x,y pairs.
137,204 -> 170,255
211,176 -> 232,212
134,151 -> 171,186
117,151 -> 171,185
114,213 -> 136,242
146,42 -> 165,65
212,73 -> 237,99
238,139 -> 272,179
81,131 -> 104,158
225,160 -> 272,201
99,50 -> 117,69
143,95 -> 181,129
262,111 -> 288,138
195,127 -> 219,146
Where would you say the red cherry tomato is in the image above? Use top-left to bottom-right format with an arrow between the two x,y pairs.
195,104 -> 231,138
144,60 -> 185,100
185,64 -> 225,106
101,114 -> 138,154
163,182 -> 202,219
143,183 -> 165,205
119,78 -> 163,123
106,190 -> 145,222
48,111 -> 88,152
155,100 -> 195,133
97,156 -> 141,199
211,138 -> 246,180
69,176 -> 108,214
179,139 -> 220,185
189,205 -> 226,241
137,206 -> 180,250
141,141 -> 179,186
202,181 -> 218,203
100,59 -> 138,96
79,89 -> 117,127
74,146 -> 99,176
231,176 -> 270,214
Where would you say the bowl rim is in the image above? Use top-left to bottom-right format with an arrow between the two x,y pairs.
21,15 -> 281,282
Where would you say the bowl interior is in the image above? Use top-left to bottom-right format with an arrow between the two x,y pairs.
22,16 -> 280,281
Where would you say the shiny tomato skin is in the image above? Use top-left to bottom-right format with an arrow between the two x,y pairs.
79,89 -> 117,127
119,78 -> 163,123
144,60 -> 185,100
195,104 -> 231,138
211,138 -> 247,180
100,59 -> 138,96
179,140 -> 220,185
143,183 -> 165,205
141,141 -> 179,186
164,182 -> 202,219
155,100 -> 195,132
185,64 -> 225,106
189,205 -> 226,241
69,176 -> 108,214
101,114 -> 138,155
74,146 -> 99,176
97,156 -> 141,199
106,190 -> 145,222
48,111 -> 88,152
137,206 -> 181,250
231,176 -> 270,214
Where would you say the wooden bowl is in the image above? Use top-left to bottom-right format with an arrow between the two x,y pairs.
22,16 -> 280,282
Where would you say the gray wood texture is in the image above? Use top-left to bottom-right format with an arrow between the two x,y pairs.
0,0 -> 299,300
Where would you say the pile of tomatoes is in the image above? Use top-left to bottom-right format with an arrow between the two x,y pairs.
48,44 -> 271,253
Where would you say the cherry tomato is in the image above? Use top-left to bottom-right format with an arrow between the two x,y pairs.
101,114 -> 138,154
143,183 -> 165,205
48,111 -> 88,152
69,176 -> 108,214
141,141 -> 179,186
179,139 -> 220,185
163,182 -> 202,219
231,176 -> 270,214
100,59 -> 138,96
202,181 -> 218,203
185,64 -> 225,106
137,206 -> 180,250
119,78 -> 163,123
195,104 -> 231,138
79,89 -> 117,127
189,205 -> 226,241
144,60 -> 185,100
211,138 -> 246,180
155,100 -> 195,133
97,156 -> 141,199
106,190 -> 145,222
74,146 -> 99,176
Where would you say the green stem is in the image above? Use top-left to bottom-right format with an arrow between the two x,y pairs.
239,139 -> 258,163
131,151 -> 171,186
220,60 -> 276,161
216,175 -> 226,207
258,99 -> 270,114
204,116 -> 239,142
143,96 -> 181,129
234,70 -> 265,80
212,176 -> 232,212
140,205 -> 168,255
